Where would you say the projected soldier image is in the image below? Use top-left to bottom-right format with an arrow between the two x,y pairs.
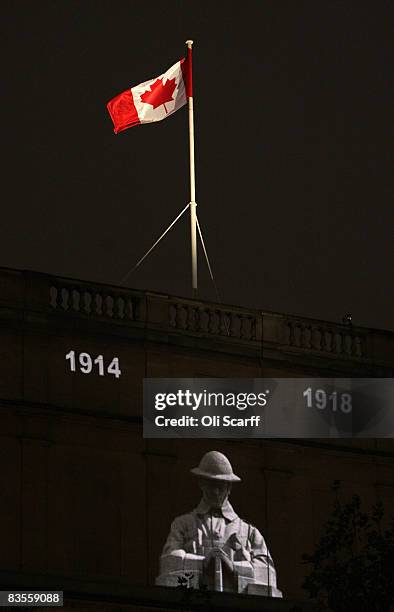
156,451 -> 282,597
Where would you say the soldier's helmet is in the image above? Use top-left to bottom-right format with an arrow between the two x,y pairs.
190,451 -> 241,482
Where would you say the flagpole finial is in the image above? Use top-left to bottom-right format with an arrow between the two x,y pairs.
185,39 -> 194,48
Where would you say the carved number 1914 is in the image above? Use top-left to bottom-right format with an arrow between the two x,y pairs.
65,350 -> 121,379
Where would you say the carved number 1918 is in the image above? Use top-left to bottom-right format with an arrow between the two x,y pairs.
65,350 -> 121,379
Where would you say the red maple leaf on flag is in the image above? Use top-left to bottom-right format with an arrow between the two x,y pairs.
140,78 -> 177,113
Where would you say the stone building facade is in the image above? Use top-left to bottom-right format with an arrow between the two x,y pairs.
0,267 -> 393,611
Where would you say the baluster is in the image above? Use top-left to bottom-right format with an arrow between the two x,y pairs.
109,295 -> 115,317
181,305 -> 188,329
239,316 -> 244,339
317,327 -> 323,350
286,321 -> 291,344
62,288 -> 71,311
208,310 -> 217,334
113,296 -> 121,319
102,295 -> 109,317
226,312 -> 231,336
72,288 -> 80,312
68,287 -> 74,311
108,295 -> 115,318
244,316 -> 252,340
184,305 -> 190,330
230,314 -> 239,338
186,306 -> 194,330
50,285 -> 60,309
250,317 -> 256,340
302,325 -> 312,348
196,307 -> 205,332
169,304 -> 176,327
83,291 -> 92,314
93,293 -> 101,316
175,304 -> 181,328
215,310 -> 228,336
192,307 -> 200,332
324,330 -> 332,352
175,304 -> 182,329
293,324 -> 301,347
353,336 -> 361,357
318,327 -> 326,351
176,304 -> 187,329
119,296 -> 126,319
125,298 -> 133,320
344,334 -> 352,355
309,326 -> 317,350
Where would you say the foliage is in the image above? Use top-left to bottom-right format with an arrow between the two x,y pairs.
302,482 -> 394,612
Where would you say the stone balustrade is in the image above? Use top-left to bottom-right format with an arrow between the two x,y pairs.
168,297 -> 261,341
0,267 -> 392,368
283,318 -> 366,358
49,280 -> 141,322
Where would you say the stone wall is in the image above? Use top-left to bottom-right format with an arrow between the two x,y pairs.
0,267 -> 393,604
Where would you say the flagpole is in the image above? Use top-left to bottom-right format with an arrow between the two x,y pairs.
186,39 -> 197,297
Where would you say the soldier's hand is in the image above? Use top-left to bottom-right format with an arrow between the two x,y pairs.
203,547 -> 233,571
217,548 -> 234,573
203,548 -> 218,567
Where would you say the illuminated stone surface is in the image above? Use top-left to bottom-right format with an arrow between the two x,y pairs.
156,451 -> 282,596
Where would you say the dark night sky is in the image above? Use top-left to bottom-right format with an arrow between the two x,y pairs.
2,1 -> 393,331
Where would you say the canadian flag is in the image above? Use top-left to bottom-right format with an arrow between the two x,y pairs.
107,58 -> 188,134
